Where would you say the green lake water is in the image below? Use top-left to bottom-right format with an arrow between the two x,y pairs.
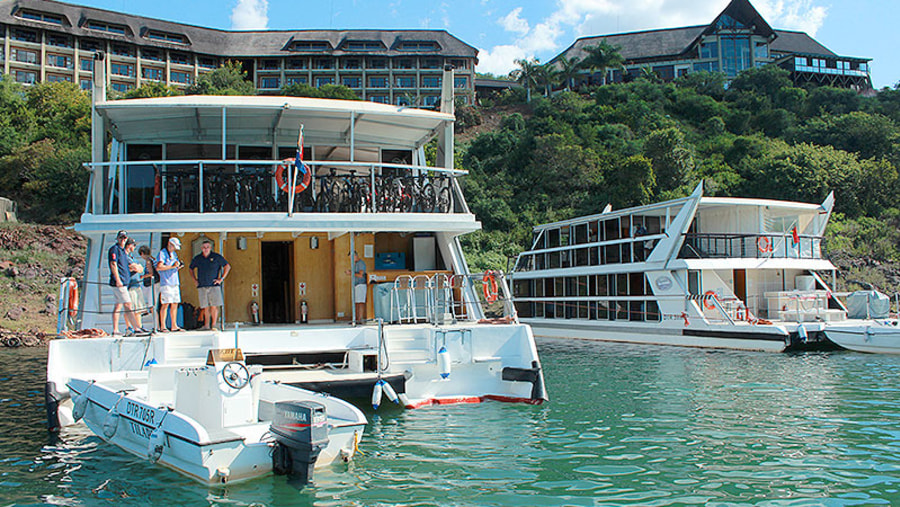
2,338 -> 900,506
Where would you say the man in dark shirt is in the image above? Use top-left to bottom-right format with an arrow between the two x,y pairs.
108,230 -> 141,335
189,239 -> 231,330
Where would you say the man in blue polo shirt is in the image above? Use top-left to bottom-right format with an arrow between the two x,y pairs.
189,239 -> 231,330
108,230 -> 142,336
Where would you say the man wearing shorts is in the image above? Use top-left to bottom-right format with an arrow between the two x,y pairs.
108,230 -> 141,336
156,237 -> 183,332
125,238 -> 149,333
189,239 -> 230,330
351,251 -> 367,324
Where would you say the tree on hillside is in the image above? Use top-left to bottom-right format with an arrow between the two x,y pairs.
186,61 -> 257,95
578,40 -> 625,85
535,64 -> 559,98
509,58 -> 541,102
555,56 -> 581,91
123,82 -> 183,99
281,83 -> 360,100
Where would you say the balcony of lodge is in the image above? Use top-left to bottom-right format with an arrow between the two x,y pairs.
82,95 -> 475,230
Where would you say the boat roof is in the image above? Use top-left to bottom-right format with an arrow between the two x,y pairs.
95,95 -> 454,149
532,194 -> 826,232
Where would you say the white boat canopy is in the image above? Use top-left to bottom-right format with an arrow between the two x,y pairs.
95,95 -> 454,150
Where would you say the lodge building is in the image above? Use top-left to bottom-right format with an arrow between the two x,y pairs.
552,0 -> 872,90
0,0 -> 479,104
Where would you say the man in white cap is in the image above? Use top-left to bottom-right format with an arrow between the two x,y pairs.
156,237 -> 184,332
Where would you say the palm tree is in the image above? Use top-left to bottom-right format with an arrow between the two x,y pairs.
578,40 -> 625,86
536,64 -> 559,97
509,58 -> 541,102
555,56 -> 581,91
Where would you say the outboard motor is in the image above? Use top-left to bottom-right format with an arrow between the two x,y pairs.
270,400 -> 329,487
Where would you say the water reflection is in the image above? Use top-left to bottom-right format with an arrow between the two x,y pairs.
3,340 -> 900,505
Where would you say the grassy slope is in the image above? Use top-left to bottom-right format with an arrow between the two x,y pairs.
0,221 -> 86,334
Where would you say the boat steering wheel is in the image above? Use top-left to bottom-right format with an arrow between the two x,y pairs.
221,362 -> 250,390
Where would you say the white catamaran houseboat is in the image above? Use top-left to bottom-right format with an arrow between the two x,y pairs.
47,56 -> 546,484
510,183 -> 868,352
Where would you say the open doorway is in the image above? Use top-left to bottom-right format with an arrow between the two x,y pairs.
262,241 -> 293,323
734,269 -> 747,302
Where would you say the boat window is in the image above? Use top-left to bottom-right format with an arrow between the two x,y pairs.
548,229 -> 560,248
545,302 -> 554,319
645,275 -> 653,295
535,279 -> 545,297
565,277 -> 576,297
554,278 -> 564,299
575,224 -> 587,244
549,251 -> 560,269
620,216 -> 632,239
562,299 -> 572,319
605,244 -> 619,264
616,274 -> 629,296
535,253 -> 545,270
647,301 -> 660,322
621,243 -> 632,263
535,301 -> 544,317
560,226 -> 570,247
578,276 -> 589,296
588,222 -> 599,243
688,270 -> 701,295
514,279 -> 532,298
515,301 -> 533,318
596,275 -> 608,296
575,248 -> 589,267
608,275 -> 616,296
604,219 -> 619,241
629,273 -> 645,296
589,247 -> 599,266
646,216 -> 661,234
560,250 -> 571,268
616,301 -> 629,320
597,301 -> 609,320
515,255 -> 532,272
578,302 -> 588,319
629,301 -> 645,322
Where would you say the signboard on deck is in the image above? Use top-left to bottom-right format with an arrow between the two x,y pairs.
206,348 -> 245,365
298,282 -> 307,296
251,283 -> 259,297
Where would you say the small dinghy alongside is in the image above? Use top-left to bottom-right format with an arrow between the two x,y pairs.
67,349 -> 365,486
824,321 -> 900,354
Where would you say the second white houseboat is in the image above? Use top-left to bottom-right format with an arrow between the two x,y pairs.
510,183 -> 864,352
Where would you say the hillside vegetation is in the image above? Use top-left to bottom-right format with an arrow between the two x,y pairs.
459,67 -> 900,293
0,64 -> 899,295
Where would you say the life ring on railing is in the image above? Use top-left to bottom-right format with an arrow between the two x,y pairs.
757,236 -> 773,254
483,271 -> 500,303
703,290 -> 717,310
275,158 -> 311,194
66,279 -> 79,319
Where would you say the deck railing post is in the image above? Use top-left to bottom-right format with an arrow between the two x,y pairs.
199,162 -> 204,213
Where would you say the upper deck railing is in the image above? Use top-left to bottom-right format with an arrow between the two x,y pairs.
678,233 -> 825,260
84,159 -> 470,216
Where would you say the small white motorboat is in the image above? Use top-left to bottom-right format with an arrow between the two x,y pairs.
66,349 -> 366,486
824,320 -> 900,354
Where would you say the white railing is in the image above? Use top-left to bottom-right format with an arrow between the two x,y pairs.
84,158 -> 468,216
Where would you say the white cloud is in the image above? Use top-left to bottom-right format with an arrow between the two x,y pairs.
231,0 -> 268,30
499,8 -> 530,35
477,0 -> 828,74
477,44 -> 528,75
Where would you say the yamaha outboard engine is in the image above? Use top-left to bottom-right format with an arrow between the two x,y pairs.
271,400 -> 329,487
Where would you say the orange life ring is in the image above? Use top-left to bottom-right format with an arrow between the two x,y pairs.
275,158 -> 311,194
67,278 -> 79,319
757,236 -> 772,254
703,290 -> 717,310
482,271 -> 499,303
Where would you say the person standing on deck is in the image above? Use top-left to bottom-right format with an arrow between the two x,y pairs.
156,237 -> 184,332
138,245 -> 157,328
124,238 -> 148,333
346,251 -> 367,325
189,239 -> 231,330
108,230 -> 141,336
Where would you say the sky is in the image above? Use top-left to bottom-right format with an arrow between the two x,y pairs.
74,0 -> 897,88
